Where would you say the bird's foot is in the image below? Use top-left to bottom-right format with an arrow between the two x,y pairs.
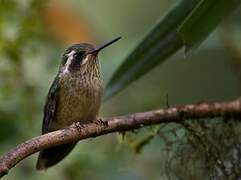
72,122 -> 87,132
94,117 -> 108,127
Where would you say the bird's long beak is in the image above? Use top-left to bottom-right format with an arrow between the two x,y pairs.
90,37 -> 121,55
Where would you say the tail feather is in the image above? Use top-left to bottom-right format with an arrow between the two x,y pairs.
36,142 -> 77,170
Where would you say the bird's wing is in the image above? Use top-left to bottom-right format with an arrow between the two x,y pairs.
42,76 -> 60,134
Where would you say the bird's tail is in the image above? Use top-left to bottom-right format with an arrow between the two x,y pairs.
36,142 -> 77,170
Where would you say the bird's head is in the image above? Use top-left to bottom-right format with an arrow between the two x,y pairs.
60,37 -> 121,74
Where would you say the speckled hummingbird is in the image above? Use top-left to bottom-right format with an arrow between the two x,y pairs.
36,37 -> 121,170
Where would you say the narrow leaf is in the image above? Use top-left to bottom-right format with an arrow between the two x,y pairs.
178,0 -> 241,52
105,0 -> 201,99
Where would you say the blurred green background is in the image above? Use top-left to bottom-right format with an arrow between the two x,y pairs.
0,0 -> 241,179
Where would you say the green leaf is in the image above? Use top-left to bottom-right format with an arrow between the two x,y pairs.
105,0 -> 241,99
178,0 -> 241,52
105,0 -> 201,99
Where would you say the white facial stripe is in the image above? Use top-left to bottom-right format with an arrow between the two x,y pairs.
81,55 -> 90,65
63,50 -> 75,74
66,50 -> 76,58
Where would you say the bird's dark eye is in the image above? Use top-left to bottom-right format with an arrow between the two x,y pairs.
73,52 -> 84,60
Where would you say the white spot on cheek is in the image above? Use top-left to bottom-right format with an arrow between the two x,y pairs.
81,55 -> 90,65
63,50 -> 75,74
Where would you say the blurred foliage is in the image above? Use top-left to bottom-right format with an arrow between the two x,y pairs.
0,0 -> 50,141
0,0 -> 241,180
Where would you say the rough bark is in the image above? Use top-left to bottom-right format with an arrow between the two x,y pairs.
0,98 -> 241,178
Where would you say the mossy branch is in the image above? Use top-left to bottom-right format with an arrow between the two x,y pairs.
0,98 -> 241,178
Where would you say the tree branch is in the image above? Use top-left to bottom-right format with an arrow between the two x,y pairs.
0,98 -> 241,178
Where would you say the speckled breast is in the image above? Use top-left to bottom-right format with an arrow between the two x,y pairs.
53,71 -> 103,130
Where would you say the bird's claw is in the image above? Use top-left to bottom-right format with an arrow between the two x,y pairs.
94,118 -> 108,127
72,122 -> 87,131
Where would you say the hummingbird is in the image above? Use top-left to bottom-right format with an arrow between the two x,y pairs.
36,37 -> 121,170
